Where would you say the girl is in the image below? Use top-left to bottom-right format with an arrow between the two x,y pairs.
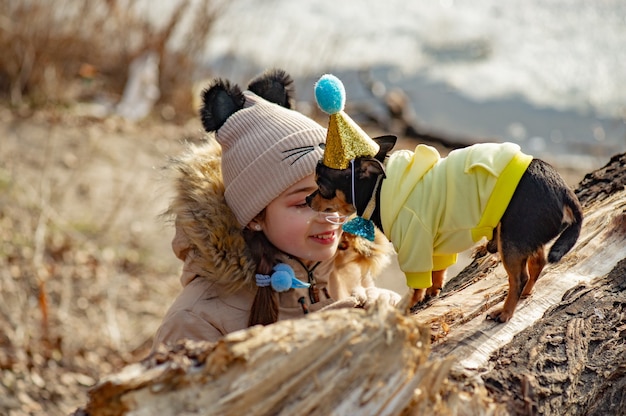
152,69 -> 400,349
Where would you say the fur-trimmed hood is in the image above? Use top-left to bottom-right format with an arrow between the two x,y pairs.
164,138 -> 393,293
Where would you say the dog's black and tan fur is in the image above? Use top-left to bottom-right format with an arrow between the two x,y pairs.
307,136 -> 583,322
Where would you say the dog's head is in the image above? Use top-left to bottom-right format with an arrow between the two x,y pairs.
306,135 -> 397,216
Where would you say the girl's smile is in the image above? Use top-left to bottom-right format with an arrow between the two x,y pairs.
309,230 -> 339,245
255,174 -> 344,262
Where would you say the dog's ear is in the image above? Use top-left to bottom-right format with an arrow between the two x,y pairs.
200,79 -> 246,132
359,158 -> 386,179
247,68 -> 295,109
373,135 -> 397,162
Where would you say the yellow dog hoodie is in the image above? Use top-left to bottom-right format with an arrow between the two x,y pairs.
380,142 -> 533,289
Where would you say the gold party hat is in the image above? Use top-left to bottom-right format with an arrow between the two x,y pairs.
324,112 -> 379,169
315,74 -> 379,170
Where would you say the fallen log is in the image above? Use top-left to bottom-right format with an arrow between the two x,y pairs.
76,154 -> 625,415
75,303 -> 501,416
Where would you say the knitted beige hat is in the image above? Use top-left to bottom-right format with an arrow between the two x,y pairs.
215,91 -> 327,227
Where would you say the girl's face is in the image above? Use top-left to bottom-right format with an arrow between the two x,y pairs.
257,174 -> 344,265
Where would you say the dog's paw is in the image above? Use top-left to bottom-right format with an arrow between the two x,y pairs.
424,285 -> 442,300
520,285 -> 535,298
410,288 -> 426,306
486,308 -> 513,323
410,287 -> 441,306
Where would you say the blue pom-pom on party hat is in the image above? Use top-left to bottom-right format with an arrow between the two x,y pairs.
315,74 -> 346,115
314,74 -> 379,170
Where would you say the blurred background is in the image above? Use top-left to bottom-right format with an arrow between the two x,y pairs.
1,1 -> 625,414
206,0 -> 626,171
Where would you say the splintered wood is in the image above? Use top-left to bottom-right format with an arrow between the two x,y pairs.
80,304 -> 499,416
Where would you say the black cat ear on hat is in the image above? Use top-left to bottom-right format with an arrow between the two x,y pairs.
199,68 -> 296,133
248,68 -> 296,110
200,79 -> 245,133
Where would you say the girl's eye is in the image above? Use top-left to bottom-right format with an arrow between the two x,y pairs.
295,202 -> 308,209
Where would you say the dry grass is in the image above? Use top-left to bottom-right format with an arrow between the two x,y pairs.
0,1 -> 230,414
0,0 -> 227,121
0,108 -> 206,415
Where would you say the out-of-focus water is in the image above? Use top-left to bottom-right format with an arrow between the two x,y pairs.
154,0 -> 626,170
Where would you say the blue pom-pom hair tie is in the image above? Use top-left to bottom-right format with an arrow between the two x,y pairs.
255,263 -> 311,292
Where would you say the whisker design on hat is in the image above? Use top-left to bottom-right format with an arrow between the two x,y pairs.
281,145 -> 323,165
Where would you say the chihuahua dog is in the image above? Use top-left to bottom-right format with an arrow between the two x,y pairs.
307,136 -> 583,322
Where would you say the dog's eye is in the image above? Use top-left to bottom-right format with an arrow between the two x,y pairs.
319,184 -> 335,199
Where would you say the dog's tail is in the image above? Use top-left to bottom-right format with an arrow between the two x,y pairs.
547,191 -> 583,263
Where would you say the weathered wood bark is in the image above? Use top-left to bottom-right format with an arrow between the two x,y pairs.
75,304 -> 501,416
76,154 -> 625,416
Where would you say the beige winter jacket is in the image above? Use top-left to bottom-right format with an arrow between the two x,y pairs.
152,139 -> 394,350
